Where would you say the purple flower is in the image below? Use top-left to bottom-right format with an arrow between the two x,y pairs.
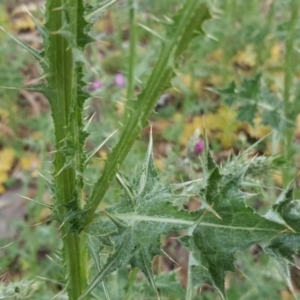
194,140 -> 204,155
92,80 -> 103,90
114,73 -> 125,88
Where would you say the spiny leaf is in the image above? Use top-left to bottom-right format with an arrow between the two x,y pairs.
209,81 -> 236,106
81,140 -> 196,299
263,183 -> 300,297
215,75 -> 286,130
234,74 -> 261,125
239,73 -> 261,99
0,26 -> 48,69
85,0 -> 117,24
266,183 -> 300,260
180,150 -> 299,300
88,235 -> 111,299
79,232 -> 133,300
74,1 -> 94,48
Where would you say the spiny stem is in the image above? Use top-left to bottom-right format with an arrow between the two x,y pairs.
45,0 -> 89,298
83,2 -> 210,227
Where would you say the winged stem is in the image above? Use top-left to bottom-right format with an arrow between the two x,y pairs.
82,1 -> 210,227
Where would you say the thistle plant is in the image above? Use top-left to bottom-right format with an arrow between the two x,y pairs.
3,0 -> 300,300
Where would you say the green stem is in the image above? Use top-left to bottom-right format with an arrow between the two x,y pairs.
45,0 -> 88,298
83,1 -> 210,227
283,0 -> 299,186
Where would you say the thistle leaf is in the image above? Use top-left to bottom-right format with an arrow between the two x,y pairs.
266,183 -> 300,261
76,1 -> 94,48
85,145 -> 300,300
82,140 -> 196,298
180,150 -> 300,300
214,75 -> 286,130
263,183 -> 300,297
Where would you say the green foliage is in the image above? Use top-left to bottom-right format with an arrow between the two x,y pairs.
3,0 -> 300,299
214,75 -> 288,131
82,136 -> 194,298
81,138 -> 300,299
83,1 -> 211,225
221,250 -> 288,300
181,149 -> 297,299
34,1 -> 118,298
134,271 -> 186,299
26,0 -> 212,299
